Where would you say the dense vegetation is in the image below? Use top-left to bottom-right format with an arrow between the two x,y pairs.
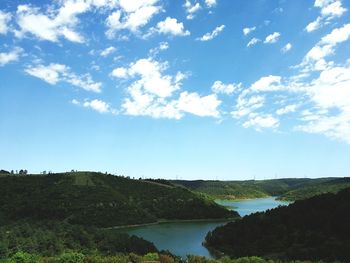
1,251 -> 337,263
0,172 -> 237,227
0,221 -> 157,259
173,178 -> 350,201
205,188 -> 350,262
278,177 -> 350,201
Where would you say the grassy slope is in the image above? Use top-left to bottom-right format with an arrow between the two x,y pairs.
205,187 -> 350,262
0,172 -> 237,227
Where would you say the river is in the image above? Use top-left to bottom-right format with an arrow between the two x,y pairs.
119,197 -> 289,258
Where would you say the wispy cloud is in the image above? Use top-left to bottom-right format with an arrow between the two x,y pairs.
197,25 -> 225,41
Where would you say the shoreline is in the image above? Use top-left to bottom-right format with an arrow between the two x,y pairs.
107,217 -> 238,230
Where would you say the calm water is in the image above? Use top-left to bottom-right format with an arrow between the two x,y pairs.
216,197 -> 290,217
120,197 -> 289,258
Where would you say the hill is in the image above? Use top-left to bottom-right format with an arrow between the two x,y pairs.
278,177 -> 350,201
173,177 -> 350,201
0,172 -> 237,228
205,187 -> 350,262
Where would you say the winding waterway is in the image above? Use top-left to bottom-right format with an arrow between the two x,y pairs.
120,197 -> 289,258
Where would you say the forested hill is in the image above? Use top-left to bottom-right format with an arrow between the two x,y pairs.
173,177 -> 350,201
205,187 -> 350,262
0,172 -> 237,227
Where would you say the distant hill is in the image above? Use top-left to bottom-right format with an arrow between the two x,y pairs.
205,188 -> 350,262
0,172 -> 237,227
173,177 -> 350,201
278,177 -> 350,201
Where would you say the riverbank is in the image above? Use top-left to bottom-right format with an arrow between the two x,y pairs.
108,217 -> 239,230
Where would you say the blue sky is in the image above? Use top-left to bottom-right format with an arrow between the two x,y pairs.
1,0 -> 350,180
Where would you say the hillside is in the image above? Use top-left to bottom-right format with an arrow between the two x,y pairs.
278,177 -> 350,201
0,172 -> 237,227
173,177 -> 350,200
205,188 -> 350,262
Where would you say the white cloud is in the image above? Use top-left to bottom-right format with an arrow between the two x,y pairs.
72,99 -> 117,114
111,67 -> 128,78
149,41 -> 169,56
112,58 -> 183,98
83,99 -> 117,114
281,43 -> 292,53
243,26 -> 256,36
276,104 -> 297,115
159,42 -> 169,50
205,0 -> 217,8
320,0 -> 346,17
264,32 -> 281,44
232,95 -> 265,118
301,23 -> 350,70
321,23 -> 350,45
156,17 -> 190,36
25,63 -> 102,92
116,57 -> 221,119
211,81 -> 241,95
232,23 -> 350,143
100,46 -> 116,57
243,114 -> 280,130
0,47 -> 23,67
105,0 -> 161,37
305,0 -> 347,33
305,16 -> 322,32
250,75 -> 282,92
198,24 -> 225,41
176,92 -> 221,117
184,0 -> 201,20
247,37 -> 260,47
15,2 -> 89,43
0,11 -> 11,34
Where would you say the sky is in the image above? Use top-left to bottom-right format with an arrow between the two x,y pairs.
0,0 -> 350,180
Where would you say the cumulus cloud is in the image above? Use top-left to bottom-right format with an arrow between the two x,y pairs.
25,63 -> 102,92
155,17 -> 190,36
14,2 -> 90,43
264,32 -> 281,44
105,0 -> 161,37
197,25 -> 225,41
301,23 -> 350,71
243,26 -> 256,36
232,23 -> 350,143
112,57 -> 221,119
247,37 -> 260,47
305,0 -> 347,33
176,91 -> 221,117
0,47 -> 23,67
0,11 -> 11,34
111,58 -> 184,98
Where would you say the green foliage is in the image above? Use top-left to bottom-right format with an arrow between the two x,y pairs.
56,252 -> 85,263
205,188 -> 350,262
278,178 -> 350,201
0,172 -> 236,228
174,178 -> 350,201
6,251 -> 40,263
0,221 -> 157,259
